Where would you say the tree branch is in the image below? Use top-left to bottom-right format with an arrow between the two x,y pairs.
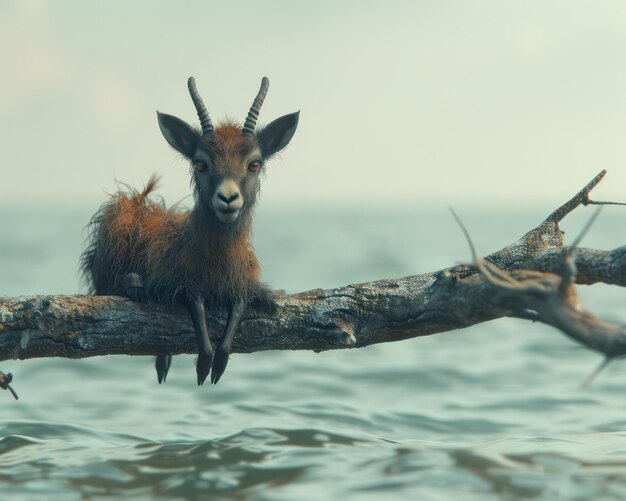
1,171 -> 625,377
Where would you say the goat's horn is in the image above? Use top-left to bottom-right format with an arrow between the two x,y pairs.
242,77 -> 269,137
187,77 -> 214,135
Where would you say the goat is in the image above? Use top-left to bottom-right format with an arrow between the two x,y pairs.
81,77 -> 299,385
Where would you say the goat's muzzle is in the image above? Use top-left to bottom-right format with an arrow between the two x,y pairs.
212,179 -> 244,223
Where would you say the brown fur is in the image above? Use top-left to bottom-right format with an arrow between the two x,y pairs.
203,122 -> 259,173
81,126 -> 265,309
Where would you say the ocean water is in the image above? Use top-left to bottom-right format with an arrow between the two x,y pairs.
1,203 -> 626,500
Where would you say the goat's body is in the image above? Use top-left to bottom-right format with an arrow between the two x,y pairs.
81,76 -> 298,385
81,176 -> 262,308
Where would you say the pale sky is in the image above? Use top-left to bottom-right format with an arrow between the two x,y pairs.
1,1 -> 625,209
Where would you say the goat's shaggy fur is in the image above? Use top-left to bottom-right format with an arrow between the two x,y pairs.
81,127 -> 266,310
81,183 -> 263,310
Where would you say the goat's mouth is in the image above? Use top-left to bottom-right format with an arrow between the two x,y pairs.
215,208 -> 240,223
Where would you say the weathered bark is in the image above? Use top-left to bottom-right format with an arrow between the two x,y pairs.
1,170 -> 625,372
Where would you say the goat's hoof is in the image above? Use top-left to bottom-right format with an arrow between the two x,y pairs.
210,345 -> 230,384
122,273 -> 147,302
155,354 -> 172,384
196,352 -> 212,386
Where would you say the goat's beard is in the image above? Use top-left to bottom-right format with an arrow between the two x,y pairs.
214,207 -> 240,224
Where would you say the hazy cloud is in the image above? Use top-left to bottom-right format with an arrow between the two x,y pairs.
0,1 -> 74,109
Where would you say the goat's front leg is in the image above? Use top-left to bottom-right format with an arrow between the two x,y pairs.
186,297 -> 214,386
122,273 -> 172,383
211,298 -> 246,384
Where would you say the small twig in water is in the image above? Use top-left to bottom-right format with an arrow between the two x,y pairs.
0,371 -> 19,400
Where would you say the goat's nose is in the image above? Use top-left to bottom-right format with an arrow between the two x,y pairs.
218,192 -> 240,204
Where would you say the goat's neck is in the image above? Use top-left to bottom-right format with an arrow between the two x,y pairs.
188,206 -> 252,251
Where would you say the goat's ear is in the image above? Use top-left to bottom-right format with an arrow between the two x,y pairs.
157,112 -> 200,158
257,111 -> 300,158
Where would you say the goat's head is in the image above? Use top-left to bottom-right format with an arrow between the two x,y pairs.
157,77 -> 299,226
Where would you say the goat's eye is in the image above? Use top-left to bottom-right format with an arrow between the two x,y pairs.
248,161 -> 261,173
195,162 -> 207,172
